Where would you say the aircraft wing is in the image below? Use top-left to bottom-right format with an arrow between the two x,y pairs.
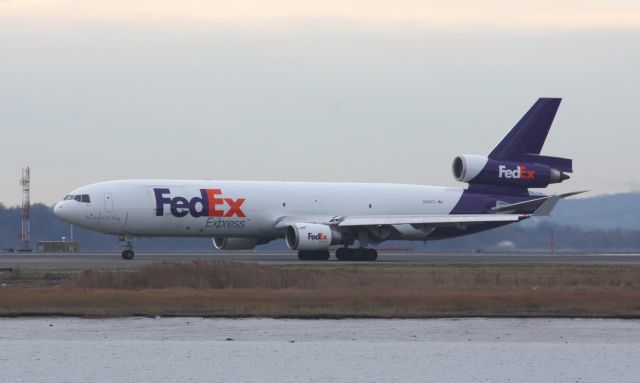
275,191 -> 586,230
337,214 -> 524,227
274,213 -> 524,230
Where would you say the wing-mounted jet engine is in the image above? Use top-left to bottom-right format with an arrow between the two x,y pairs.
284,223 -> 347,260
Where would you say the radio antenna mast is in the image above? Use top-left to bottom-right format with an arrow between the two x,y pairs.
19,166 -> 31,251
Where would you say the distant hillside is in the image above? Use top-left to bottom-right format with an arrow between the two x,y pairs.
0,192 -> 639,252
532,192 -> 640,230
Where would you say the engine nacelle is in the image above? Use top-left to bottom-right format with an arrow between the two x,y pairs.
452,154 -> 489,183
212,237 -> 258,250
285,223 -> 342,251
453,154 -> 569,188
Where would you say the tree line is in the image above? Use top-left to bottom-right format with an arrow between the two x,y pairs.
1,203 -> 639,251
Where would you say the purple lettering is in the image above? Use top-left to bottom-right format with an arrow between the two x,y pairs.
171,196 -> 189,218
154,188 -> 171,216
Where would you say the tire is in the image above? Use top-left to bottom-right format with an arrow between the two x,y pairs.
334,248 -> 377,262
298,250 -> 330,261
335,248 -> 348,261
365,248 -> 378,261
121,250 -> 135,260
315,250 -> 330,261
352,248 -> 366,261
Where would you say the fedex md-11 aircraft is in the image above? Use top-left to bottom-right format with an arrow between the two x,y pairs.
54,98 -> 581,261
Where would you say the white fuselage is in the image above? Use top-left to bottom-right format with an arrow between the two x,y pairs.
54,180 -> 465,241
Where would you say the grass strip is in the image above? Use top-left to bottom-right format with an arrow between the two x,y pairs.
0,261 -> 639,318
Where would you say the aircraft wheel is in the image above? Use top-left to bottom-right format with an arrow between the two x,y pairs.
349,248 -> 377,262
310,250 -> 329,261
298,250 -> 330,261
333,248 -> 377,261
335,248 -> 348,261
298,251 -> 315,261
349,248 -> 364,261
365,248 -> 378,261
121,250 -> 135,260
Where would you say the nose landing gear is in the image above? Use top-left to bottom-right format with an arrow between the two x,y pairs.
119,235 -> 135,260
121,249 -> 134,260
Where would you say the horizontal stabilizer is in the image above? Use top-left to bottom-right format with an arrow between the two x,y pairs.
491,191 -> 587,215
532,195 -> 562,216
522,154 -> 573,173
491,196 -> 551,213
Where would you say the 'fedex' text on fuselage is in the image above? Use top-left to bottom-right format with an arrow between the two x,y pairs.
154,188 -> 246,218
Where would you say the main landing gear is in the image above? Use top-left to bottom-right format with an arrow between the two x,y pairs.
297,250 -> 331,261
120,235 -> 135,260
335,247 -> 378,262
297,248 -> 378,261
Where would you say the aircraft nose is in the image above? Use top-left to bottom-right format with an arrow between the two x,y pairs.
54,201 -> 71,222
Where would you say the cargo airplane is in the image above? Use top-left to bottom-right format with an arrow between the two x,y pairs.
54,98 -> 580,261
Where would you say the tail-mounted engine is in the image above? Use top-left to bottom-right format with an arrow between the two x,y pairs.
452,154 -> 571,189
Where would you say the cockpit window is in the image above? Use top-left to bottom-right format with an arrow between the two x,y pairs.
67,194 -> 91,203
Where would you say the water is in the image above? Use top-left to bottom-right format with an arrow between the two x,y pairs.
0,318 -> 638,382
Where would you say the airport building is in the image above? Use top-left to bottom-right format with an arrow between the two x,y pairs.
36,241 -> 80,253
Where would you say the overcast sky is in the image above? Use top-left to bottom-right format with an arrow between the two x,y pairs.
1,1 -> 639,206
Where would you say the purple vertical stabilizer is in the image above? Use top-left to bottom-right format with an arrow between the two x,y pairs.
490,98 -> 562,160
452,98 -> 572,192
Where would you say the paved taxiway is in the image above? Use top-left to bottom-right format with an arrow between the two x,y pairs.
1,251 -> 640,269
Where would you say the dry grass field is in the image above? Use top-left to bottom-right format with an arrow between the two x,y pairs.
1,261 -> 639,318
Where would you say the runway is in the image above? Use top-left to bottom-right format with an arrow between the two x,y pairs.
2,251 -> 640,269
